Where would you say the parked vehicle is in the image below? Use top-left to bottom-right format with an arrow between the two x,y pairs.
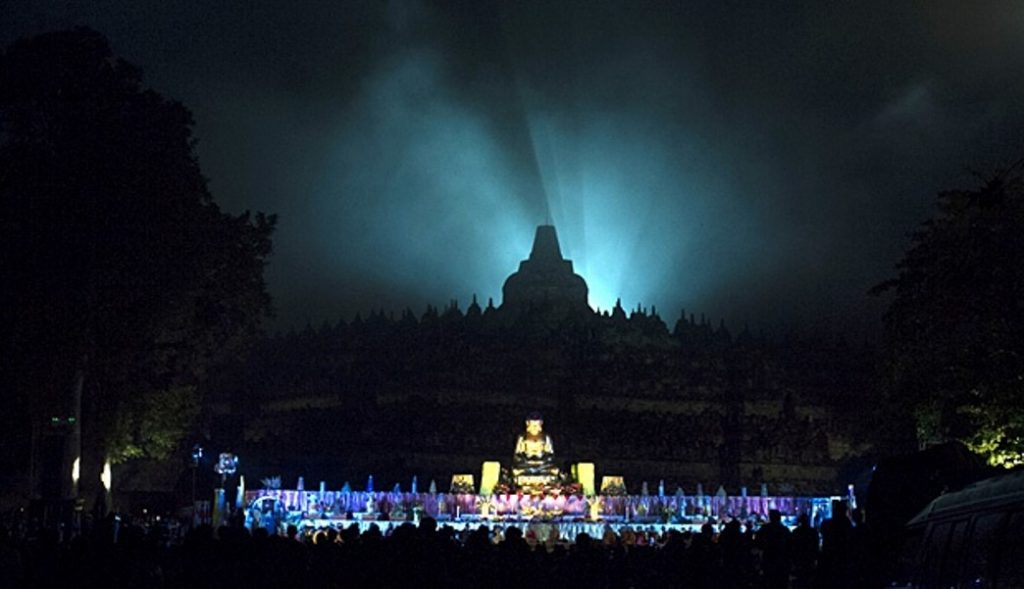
891,469 -> 1024,588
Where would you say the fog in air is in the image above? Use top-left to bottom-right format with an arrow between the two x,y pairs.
9,1 -> 1022,337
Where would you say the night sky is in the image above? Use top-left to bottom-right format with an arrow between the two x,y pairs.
5,1 -> 1024,338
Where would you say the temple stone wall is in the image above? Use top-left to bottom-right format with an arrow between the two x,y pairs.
205,225 -> 877,496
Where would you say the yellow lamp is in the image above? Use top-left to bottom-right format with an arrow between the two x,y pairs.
450,474 -> 475,494
601,476 -> 626,495
480,461 -> 501,495
575,463 -> 596,496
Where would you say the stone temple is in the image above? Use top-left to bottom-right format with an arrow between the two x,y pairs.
502,225 -> 589,313
187,224 -> 874,501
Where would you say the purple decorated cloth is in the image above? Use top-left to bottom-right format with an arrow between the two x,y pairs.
244,489 -> 824,520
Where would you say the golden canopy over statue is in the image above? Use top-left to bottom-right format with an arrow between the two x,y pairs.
512,412 -> 560,491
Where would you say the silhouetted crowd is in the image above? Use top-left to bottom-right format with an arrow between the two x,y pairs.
0,507 -> 885,588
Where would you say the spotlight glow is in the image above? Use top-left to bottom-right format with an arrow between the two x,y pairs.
528,112 -> 723,315
311,43 -> 767,323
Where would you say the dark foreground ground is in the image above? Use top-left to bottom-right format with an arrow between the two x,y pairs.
0,514 -> 880,589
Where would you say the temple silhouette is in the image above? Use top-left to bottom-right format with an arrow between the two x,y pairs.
501,225 -> 589,313
190,224 -> 873,499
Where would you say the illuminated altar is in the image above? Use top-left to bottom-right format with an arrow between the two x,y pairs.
242,414 -> 842,537
244,487 -> 836,539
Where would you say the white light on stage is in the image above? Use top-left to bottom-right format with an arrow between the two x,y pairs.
71,457 -> 80,485
236,475 -> 245,509
101,459 -> 112,490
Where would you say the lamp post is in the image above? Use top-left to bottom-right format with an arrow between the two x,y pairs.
213,453 -> 237,528
190,445 -> 203,526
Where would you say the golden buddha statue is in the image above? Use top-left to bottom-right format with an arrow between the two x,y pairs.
512,412 -> 560,491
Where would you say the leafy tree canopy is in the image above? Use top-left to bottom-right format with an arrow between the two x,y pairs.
873,162 -> 1024,466
0,28 -> 276,466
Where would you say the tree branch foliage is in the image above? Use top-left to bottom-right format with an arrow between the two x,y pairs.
0,28 -> 276,464
873,163 -> 1024,466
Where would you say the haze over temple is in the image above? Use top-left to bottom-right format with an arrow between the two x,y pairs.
502,225 -> 589,312
6,8 -> 1024,584
164,221 -> 877,503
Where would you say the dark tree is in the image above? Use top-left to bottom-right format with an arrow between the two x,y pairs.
0,29 -> 275,497
872,162 -> 1024,466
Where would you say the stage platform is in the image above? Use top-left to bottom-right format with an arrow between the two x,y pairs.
243,489 -> 843,537
296,518 -> 708,540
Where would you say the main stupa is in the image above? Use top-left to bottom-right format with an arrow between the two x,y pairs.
501,225 -> 589,311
